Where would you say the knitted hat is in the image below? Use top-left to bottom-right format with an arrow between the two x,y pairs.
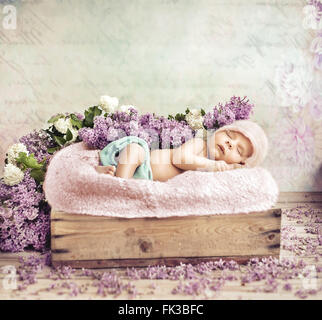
214,120 -> 269,168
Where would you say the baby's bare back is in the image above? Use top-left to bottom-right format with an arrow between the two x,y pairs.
150,141 -> 209,182
150,148 -> 184,182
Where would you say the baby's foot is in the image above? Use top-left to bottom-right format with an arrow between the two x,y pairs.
95,165 -> 116,176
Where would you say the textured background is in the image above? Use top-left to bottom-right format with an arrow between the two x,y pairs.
0,0 -> 321,191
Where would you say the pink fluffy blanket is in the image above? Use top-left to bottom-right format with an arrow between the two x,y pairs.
43,142 -> 279,218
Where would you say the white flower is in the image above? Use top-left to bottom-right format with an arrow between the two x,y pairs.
3,163 -> 24,186
7,143 -> 29,165
100,95 -> 119,113
303,5 -> 322,30
274,55 -> 313,111
53,117 -> 78,144
185,108 -> 204,130
54,118 -> 73,134
189,108 -> 201,116
119,104 -> 137,114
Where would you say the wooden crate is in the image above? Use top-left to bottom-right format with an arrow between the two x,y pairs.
51,208 -> 282,268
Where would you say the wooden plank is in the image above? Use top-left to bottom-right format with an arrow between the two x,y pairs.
51,208 -> 281,268
2,274 -> 319,300
51,255 -> 275,269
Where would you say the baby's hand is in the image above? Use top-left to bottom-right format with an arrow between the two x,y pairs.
214,161 -> 243,172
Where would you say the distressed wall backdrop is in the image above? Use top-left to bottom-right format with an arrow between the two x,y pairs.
0,0 -> 321,191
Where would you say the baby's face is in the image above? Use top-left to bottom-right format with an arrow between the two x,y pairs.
207,129 -> 253,165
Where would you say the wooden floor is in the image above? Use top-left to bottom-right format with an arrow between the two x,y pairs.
0,192 -> 321,300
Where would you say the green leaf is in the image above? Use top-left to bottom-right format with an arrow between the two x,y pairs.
83,106 -> 102,128
185,108 -> 190,114
175,113 -> 186,122
92,106 -> 102,117
65,128 -> 73,142
83,111 -> 94,128
47,147 -> 60,154
54,135 -> 66,146
70,114 -> 83,129
16,152 -> 43,170
47,113 -> 64,124
30,168 -> 45,184
70,114 -> 79,121
201,108 -> 205,116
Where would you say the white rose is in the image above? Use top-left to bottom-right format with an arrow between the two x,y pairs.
119,105 -> 137,114
7,143 -> 29,165
3,163 -> 24,186
185,109 -> 204,130
190,108 -> 201,116
100,95 -> 119,113
54,118 -> 72,134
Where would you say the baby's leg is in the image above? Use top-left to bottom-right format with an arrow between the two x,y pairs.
115,143 -> 146,179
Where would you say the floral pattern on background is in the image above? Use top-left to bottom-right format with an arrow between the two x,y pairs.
269,0 -> 322,191
274,117 -> 315,171
274,55 -> 313,113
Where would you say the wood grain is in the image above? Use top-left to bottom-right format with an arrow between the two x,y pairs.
51,208 -> 282,268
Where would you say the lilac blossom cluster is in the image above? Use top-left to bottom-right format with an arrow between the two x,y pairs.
18,129 -> 56,163
203,96 -> 254,130
0,129 -> 54,252
0,170 -> 51,252
79,108 -> 195,150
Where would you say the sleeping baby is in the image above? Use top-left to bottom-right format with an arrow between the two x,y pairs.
95,119 -> 268,182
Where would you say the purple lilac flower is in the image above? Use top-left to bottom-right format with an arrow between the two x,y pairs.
18,129 -> 55,163
0,170 -> 50,252
203,96 -> 253,130
79,111 -> 194,150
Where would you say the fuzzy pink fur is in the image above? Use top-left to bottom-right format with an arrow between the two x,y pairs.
43,142 -> 279,218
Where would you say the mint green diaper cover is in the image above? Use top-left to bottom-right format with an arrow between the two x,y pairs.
99,136 -> 153,181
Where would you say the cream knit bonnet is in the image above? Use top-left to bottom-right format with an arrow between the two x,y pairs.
214,120 -> 269,168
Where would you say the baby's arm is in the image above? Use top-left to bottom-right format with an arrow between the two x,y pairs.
172,138 -> 241,172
